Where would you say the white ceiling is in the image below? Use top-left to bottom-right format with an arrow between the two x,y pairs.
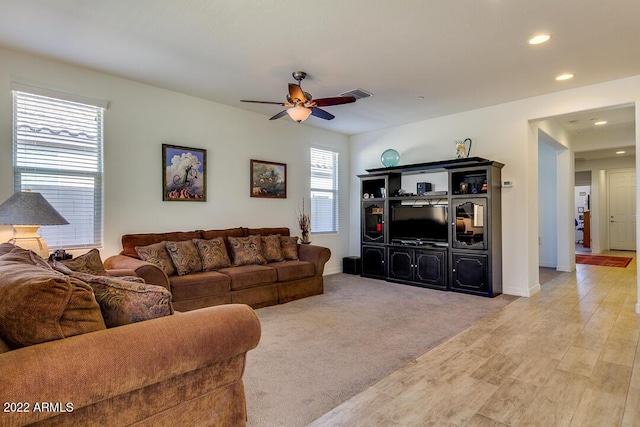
1,0 -> 639,136
552,105 -> 636,161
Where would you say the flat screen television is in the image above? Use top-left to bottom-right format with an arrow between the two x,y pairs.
390,205 -> 448,243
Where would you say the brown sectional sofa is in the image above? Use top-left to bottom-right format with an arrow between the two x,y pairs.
0,243 -> 261,426
104,227 -> 331,312
0,304 -> 261,426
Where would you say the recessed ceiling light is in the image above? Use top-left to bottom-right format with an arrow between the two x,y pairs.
594,120 -> 607,126
556,73 -> 574,81
616,151 -> 626,154
529,34 -> 551,45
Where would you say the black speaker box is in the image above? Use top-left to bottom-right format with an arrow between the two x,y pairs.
343,256 -> 361,275
417,182 -> 433,195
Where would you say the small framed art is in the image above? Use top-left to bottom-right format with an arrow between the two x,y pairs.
162,144 -> 207,201
250,159 -> 287,198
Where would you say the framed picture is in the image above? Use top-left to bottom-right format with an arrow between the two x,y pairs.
250,159 -> 287,198
162,144 -> 206,201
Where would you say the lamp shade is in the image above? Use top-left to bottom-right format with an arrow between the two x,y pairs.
0,192 -> 68,226
287,105 -> 312,122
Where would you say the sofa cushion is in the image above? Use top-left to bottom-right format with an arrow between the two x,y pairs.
228,236 -> 267,267
0,248 -> 106,349
268,260 -> 315,282
201,227 -> 246,254
247,227 -> 290,237
193,238 -> 232,271
169,271 -> 231,301
60,248 -> 107,275
122,230 -> 202,258
70,272 -> 174,328
136,242 -> 177,276
201,226 -> 247,240
166,240 -> 203,275
280,236 -> 299,260
260,234 -> 284,262
217,265 -> 277,291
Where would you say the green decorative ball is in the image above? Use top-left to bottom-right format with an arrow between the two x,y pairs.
381,149 -> 400,167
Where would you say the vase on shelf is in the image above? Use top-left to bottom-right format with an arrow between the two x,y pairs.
298,197 -> 311,244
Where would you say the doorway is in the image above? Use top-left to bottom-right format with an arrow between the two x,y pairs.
575,183 -> 591,253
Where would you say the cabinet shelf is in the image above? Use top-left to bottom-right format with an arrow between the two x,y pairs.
388,196 -> 449,202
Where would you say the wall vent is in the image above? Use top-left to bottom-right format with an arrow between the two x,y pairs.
338,88 -> 373,100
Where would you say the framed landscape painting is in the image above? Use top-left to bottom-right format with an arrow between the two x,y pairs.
250,159 -> 287,198
162,144 -> 207,201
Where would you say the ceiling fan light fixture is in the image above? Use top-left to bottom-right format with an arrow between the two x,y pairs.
287,105 -> 312,122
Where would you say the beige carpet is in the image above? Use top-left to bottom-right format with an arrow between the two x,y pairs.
243,273 -> 518,427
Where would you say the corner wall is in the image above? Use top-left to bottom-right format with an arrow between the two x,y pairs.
0,47 -> 350,274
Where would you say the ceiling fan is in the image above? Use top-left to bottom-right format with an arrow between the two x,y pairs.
241,71 -> 356,122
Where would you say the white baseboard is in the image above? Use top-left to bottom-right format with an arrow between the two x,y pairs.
503,283 -> 540,297
556,264 -> 574,273
324,266 -> 342,275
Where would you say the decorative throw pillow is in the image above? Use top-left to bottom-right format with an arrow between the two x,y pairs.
228,235 -> 267,267
280,236 -> 299,260
193,238 -> 231,271
50,261 -> 145,284
5,245 -> 54,270
0,242 -> 17,256
69,271 -> 173,328
165,240 -> 203,275
0,248 -> 106,349
60,248 -> 107,275
135,242 -> 176,276
261,234 -> 284,262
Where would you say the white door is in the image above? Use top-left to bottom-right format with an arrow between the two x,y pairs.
608,170 -> 636,250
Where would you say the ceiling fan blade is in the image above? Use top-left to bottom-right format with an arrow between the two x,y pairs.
313,96 -> 356,107
288,83 -> 307,103
310,107 -> 335,120
241,100 -> 288,106
269,110 -> 289,120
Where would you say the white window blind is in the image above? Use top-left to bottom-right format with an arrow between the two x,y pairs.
310,147 -> 339,233
13,90 -> 104,249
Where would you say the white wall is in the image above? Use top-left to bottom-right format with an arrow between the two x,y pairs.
538,141 -> 558,268
0,47 -> 350,274
350,75 -> 640,301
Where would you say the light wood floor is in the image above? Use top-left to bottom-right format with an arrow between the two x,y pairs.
310,252 -> 639,426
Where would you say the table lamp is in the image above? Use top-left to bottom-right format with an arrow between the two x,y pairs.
0,191 -> 69,258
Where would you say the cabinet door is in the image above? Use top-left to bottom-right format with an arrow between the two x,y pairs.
451,253 -> 488,294
362,203 -> 385,243
452,198 -> 487,250
361,245 -> 386,278
415,249 -> 447,289
388,248 -> 413,281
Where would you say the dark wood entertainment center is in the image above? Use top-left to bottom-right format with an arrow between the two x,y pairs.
359,157 -> 503,297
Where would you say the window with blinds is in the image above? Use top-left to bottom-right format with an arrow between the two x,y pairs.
310,147 -> 339,233
13,89 -> 105,249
